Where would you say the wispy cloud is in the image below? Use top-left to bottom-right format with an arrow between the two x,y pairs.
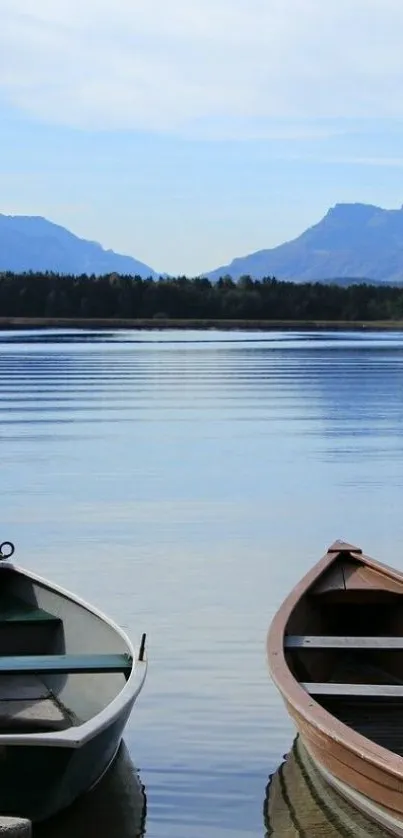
1,1 -> 403,137
277,154 -> 403,168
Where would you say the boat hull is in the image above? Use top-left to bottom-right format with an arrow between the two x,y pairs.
0,559 -> 147,822
304,740 -> 403,837
285,702 -> 403,822
267,541 -> 403,833
43,739 -> 146,837
265,735 -> 388,838
0,677 -> 143,822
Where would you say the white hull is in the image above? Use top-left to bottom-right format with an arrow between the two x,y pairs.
0,557 -> 147,820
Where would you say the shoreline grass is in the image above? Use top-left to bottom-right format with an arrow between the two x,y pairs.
1,316 -> 403,332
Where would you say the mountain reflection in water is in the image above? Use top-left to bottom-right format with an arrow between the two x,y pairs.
264,737 -> 386,838
34,743 -> 146,838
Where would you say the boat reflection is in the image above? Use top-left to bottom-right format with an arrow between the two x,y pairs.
264,736 -> 386,837
34,742 -> 146,838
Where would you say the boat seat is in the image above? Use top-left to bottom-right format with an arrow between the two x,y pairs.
302,682 -> 403,697
0,654 -> 132,675
0,595 -> 60,625
285,635 -> 403,649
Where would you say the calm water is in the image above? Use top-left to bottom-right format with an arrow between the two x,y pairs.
2,327 -> 403,836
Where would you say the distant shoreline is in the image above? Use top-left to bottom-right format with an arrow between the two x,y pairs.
1,317 -> 403,331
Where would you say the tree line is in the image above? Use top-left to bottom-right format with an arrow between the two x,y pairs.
1,271 -> 403,321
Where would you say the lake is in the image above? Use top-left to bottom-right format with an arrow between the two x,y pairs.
2,327 -> 403,837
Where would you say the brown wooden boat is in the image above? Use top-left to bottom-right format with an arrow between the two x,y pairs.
267,540 -> 403,837
264,735 -> 385,838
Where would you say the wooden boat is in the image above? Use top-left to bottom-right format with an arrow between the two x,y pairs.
263,735 -> 385,838
267,539 -> 403,837
0,541 -> 147,823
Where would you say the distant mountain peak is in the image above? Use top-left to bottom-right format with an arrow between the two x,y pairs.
325,202 -> 381,218
206,202 -> 403,284
322,203 -> 397,228
0,213 -> 159,277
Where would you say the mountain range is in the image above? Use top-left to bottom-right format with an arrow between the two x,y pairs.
205,203 -> 403,283
2,204 -> 403,284
0,214 -> 158,278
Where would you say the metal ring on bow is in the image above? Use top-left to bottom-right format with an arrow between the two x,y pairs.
0,542 -> 15,560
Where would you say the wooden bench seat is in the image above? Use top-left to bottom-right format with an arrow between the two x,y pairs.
302,682 -> 403,697
285,635 -> 403,649
0,654 -> 132,675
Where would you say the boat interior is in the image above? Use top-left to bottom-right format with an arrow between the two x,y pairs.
284,550 -> 403,757
0,565 -> 132,735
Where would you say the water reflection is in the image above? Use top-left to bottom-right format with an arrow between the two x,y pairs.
264,736 -> 385,838
34,742 -> 146,838
5,328 -> 403,836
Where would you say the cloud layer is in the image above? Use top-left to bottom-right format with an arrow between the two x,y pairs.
1,0 -> 403,136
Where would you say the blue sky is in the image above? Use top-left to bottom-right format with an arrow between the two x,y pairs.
2,0 -> 403,275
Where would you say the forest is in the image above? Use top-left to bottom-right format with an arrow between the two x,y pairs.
1,271 -> 403,321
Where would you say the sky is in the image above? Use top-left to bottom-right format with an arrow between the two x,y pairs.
2,1 -> 403,275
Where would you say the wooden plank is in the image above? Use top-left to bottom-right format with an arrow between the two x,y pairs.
311,561 -> 403,595
310,565 -> 346,594
327,540 -> 362,554
302,682 -> 403,697
343,563 -> 403,594
0,654 -> 132,675
286,635 -> 403,649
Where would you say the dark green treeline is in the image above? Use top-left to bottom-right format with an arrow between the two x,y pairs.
1,272 -> 403,320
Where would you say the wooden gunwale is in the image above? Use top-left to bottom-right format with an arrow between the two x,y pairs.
267,542 -> 403,788
290,706 -> 403,794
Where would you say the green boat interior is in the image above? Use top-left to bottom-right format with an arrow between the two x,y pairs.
284,552 -> 403,758
0,568 -> 132,734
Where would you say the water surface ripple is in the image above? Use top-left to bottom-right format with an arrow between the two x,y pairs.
2,327 -> 403,836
